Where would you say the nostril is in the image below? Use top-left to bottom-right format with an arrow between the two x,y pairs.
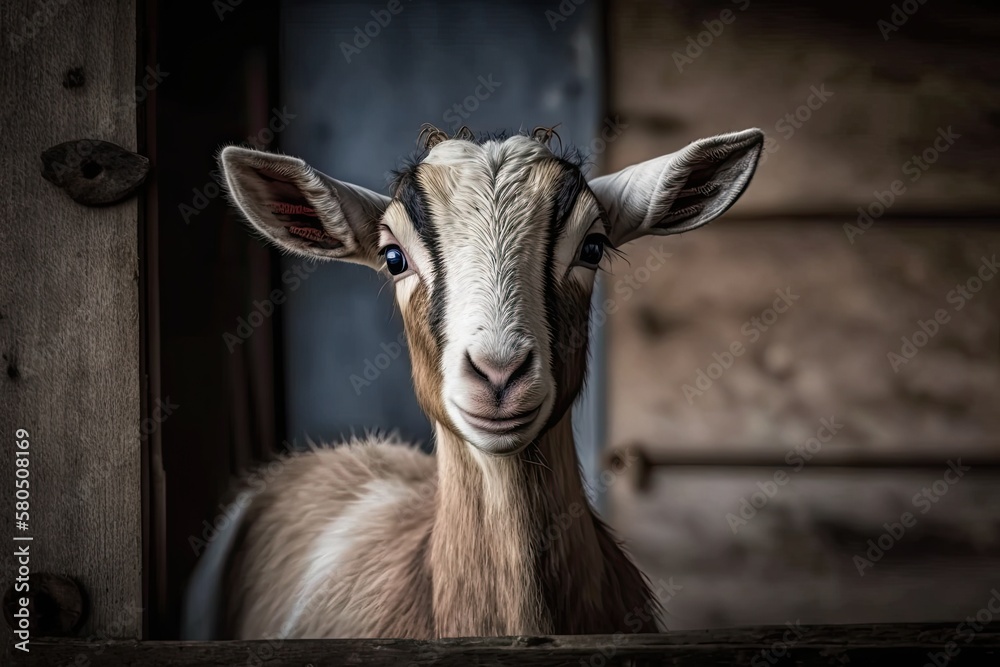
465,350 -> 490,382
507,349 -> 533,386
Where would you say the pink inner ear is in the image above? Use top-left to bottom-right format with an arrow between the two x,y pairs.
254,165 -> 342,249
287,226 -> 327,243
270,202 -> 317,217
265,201 -> 342,248
267,201 -> 337,244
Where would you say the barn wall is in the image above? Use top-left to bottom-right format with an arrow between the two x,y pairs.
603,0 -> 1000,629
0,0 -> 141,645
607,0 -> 1000,215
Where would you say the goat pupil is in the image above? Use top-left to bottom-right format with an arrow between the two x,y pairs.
385,246 -> 407,275
580,235 -> 604,265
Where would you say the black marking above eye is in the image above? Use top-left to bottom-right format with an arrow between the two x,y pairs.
578,234 -> 606,267
384,245 -> 408,275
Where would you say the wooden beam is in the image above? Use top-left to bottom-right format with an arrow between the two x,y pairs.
607,445 -> 1000,491
14,623 -> 1000,666
0,0 -> 141,649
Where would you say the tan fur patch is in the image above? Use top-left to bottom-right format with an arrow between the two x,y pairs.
547,279 -> 594,427
402,282 -> 452,430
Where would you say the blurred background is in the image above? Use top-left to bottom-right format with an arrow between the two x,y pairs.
151,0 -> 999,638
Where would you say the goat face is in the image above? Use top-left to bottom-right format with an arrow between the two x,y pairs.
380,135 -> 609,455
220,127 -> 764,456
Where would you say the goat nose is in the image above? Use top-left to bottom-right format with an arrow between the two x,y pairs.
465,348 -> 534,395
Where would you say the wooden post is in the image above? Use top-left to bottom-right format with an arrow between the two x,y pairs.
0,0 -> 142,657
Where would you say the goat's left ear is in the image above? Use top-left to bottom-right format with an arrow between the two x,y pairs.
588,128 -> 764,247
219,146 -> 389,269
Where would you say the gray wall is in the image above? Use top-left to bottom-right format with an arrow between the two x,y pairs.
280,0 -> 608,494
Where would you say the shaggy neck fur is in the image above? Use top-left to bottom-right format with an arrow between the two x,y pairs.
430,410 -> 655,637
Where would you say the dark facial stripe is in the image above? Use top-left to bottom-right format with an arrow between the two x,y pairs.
423,224 -> 448,350
543,164 -> 579,395
542,204 -> 559,375
543,160 -> 588,331
392,163 -> 448,350
541,161 -> 595,430
399,166 -> 448,350
393,165 -> 432,234
551,160 -> 587,237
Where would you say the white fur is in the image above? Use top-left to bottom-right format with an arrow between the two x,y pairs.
279,478 -> 412,638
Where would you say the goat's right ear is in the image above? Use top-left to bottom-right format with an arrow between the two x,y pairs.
588,129 -> 763,248
219,146 -> 389,269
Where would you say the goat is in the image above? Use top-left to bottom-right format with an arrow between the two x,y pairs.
182,125 -> 763,639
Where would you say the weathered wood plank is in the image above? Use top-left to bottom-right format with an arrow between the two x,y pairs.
608,0 -> 1000,216
12,624 -> 1000,666
610,465 -> 1000,630
0,0 -> 141,652
608,220 -> 1000,456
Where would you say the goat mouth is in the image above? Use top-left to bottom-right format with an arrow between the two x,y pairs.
455,404 -> 541,436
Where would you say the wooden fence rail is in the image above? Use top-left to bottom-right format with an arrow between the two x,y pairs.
606,445 -> 1000,492
12,623 -> 1000,666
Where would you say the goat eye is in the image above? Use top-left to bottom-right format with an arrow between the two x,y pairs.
579,234 -> 605,266
384,245 -> 408,275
